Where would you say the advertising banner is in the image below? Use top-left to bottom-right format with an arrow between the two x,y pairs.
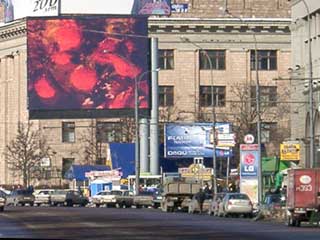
240,178 -> 258,206
3,0 -> 59,22
240,144 -> 259,177
27,16 -> 149,118
280,143 -> 300,161
178,164 -> 212,181
62,0 -> 171,16
3,0 -> 171,22
164,123 -> 232,158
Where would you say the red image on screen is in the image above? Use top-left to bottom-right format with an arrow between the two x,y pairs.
27,17 -> 149,112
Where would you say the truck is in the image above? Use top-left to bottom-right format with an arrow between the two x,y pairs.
286,168 -> 320,227
161,181 -> 201,212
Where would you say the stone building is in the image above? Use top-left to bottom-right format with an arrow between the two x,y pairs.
0,0 -> 291,186
290,0 -> 320,168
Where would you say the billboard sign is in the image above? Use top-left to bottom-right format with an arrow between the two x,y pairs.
62,0 -> 171,15
27,16 -> 149,119
240,144 -> 259,177
3,0 -> 171,22
240,178 -> 258,206
171,4 -> 189,13
164,123 -> 232,158
3,0 -> 59,22
280,142 -> 300,161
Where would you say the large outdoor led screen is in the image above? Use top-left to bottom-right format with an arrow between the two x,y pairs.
27,16 -> 149,119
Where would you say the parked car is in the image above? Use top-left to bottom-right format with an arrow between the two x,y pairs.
208,193 -> 226,216
217,193 -> 253,218
98,190 -> 124,208
91,191 -> 111,207
152,190 -> 163,209
133,191 -> 155,208
115,190 -> 134,208
188,193 -> 213,214
65,190 -> 89,207
0,190 -> 7,211
6,189 -> 35,206
50,189 -> 68,206
262,193 -> 283,210
34,189 -> 55,206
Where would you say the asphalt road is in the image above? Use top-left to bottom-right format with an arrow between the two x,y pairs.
0,206 -> 320,240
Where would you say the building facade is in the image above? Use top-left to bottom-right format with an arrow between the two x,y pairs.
290,0 -> 320,168
0,0 -> 292,186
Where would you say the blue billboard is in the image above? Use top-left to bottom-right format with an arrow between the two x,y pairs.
164,123 -> 232,158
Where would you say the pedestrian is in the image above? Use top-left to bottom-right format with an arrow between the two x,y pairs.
195,188 -> 206,213
203,183 -> 211,195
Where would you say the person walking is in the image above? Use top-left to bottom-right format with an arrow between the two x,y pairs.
195,188 -> 206,214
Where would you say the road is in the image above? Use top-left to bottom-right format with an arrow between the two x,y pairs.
0,206 -> 320,240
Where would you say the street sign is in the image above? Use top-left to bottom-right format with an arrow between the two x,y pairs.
244,134 -> 255,144
217,133 -> 236,147
280,143 -> 300,161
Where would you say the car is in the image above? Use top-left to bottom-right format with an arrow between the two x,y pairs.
50,189 -> 68,206
91,190 -> 111,207
188,193 -> 213,214
98,190 -> 124,208
152,190 -> 163,209
133,191 -> 156,208
260,193 -> 284,217
208,193 -> 226,216
65,190 -> 89,207
0,190 -> 7,211
6,189 -> 35,206
218,193 -> 253,218
115,190 -> 134,208
34,189 -> 55,206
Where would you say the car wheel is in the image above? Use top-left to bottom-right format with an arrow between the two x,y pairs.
0,206 -> 4,212
95,204 -> 100,208
30,202 -> 34,207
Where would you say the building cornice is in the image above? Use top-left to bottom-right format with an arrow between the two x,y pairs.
148,18 -> 291,34
0,20 -> 26,40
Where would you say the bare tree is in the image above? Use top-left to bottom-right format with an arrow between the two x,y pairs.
4,122 -> 53,187
223,82 -> 290,155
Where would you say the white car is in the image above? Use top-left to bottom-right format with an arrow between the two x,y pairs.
34,189 -> 55,206
218,193 -> 253,218
0,190 -> 6,211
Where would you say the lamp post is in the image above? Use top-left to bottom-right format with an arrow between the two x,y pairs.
134,68 -> 159,196
180,37 -> 217,197
223,9 -> 262,204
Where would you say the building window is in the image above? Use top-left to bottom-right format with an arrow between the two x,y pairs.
251,86 -> 277,107
62,158 -> 74,179
96,157 -> 106,165
159,50 -> 174,70
62,122 -> 75,143
159,86 -> 174,107
200,50 -> 226,70
200,86 -> 226,107
251,50 -> 277,70
96,122 -> 122,143
261,122 -> 277,143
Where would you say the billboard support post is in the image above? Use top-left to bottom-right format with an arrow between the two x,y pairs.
135,66 -> 160,195
150,37 -> 159,175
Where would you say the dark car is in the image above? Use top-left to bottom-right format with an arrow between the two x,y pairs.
6,189 -> 35,206
65,190 -> 89,207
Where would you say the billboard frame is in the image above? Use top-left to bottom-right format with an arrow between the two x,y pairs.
27,15 -> 150,119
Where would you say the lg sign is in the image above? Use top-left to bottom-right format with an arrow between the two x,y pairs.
243,153 -> 255,173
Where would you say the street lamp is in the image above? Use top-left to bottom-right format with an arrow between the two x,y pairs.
222,9 -> 263,204
180,37 -> 217,197
134,68 -> 159,196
